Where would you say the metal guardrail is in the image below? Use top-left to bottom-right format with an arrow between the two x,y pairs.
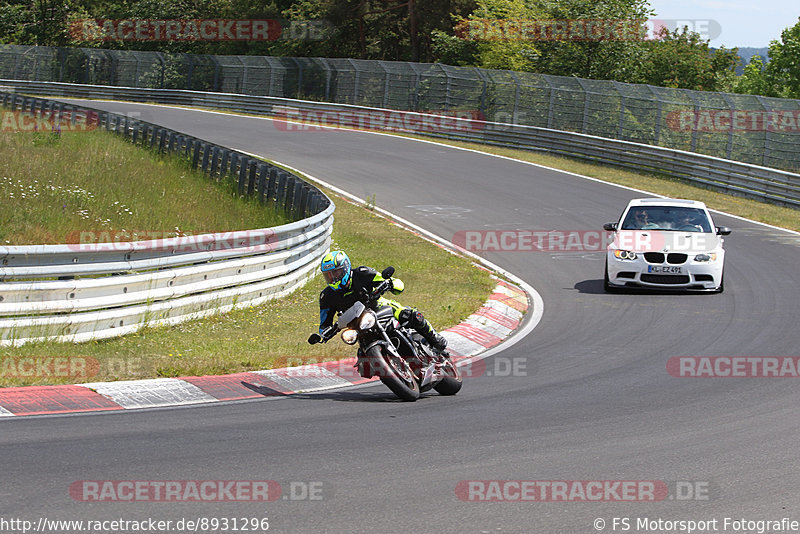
3,45 -> 799,173
0,90 -> 334,346
3,80 -> 799,209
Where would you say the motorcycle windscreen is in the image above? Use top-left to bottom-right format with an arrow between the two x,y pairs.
337,301 -> 366,329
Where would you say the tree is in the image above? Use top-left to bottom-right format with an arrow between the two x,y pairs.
762,16 -> 800,98
639,26 -> 739,91
732,56 -> 774,96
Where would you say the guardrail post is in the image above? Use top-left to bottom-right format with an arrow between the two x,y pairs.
267,167 -> 279,202
276,171 -> 288,212
257,164 -> 269,204
210,147 -> 220,178
201,143 -> 212,172
220,150 -> 230,178
228,153 -> 239,181
238,159 -> 250,196
192,141 -> 202,168
158,129 -> 168,152
285,177 -> 297,215
247,161 -> 257,196
298,184 -> 310,218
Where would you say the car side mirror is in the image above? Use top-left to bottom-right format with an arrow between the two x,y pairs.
716,226 -> 731,236
603,222 -> 618,231
381,266 -> 395,279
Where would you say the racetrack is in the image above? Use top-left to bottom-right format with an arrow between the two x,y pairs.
2,100 -> 800,533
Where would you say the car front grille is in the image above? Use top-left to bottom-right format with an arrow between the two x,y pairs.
644,252 -> 664,263
641,274 -> 690,284
643,252 -> 688,264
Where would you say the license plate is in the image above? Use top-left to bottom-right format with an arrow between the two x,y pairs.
648,265 -> 684,274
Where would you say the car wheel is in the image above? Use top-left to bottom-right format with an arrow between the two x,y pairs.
715,271 -> 725,293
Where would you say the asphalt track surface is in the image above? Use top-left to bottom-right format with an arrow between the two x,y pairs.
2,100 -> 800,534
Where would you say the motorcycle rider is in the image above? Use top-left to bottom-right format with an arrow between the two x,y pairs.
315,250 -> 448,352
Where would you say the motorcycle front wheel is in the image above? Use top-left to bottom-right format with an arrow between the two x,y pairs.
368,345 -> 420,401
433,356 -> 462,396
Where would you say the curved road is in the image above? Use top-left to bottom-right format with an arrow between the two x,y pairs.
2,101 -> 800,533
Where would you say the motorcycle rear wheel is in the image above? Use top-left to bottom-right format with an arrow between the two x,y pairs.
433,356 -> 462,396
368,345 -> 420,401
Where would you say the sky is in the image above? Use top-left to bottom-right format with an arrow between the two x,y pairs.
647,0 -> 799,48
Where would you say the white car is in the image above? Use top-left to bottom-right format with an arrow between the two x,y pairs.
603,198 -> 730,292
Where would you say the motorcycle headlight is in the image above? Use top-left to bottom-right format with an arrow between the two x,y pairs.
694,253 -> 717,262
341,328 -> 358,345
613,250 -> 637,260
359,310 -> 377,330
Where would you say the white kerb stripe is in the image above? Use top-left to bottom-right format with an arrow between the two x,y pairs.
0,406 -> 14,416
440,331 -> 485,357
79,378 -> 217,409
464,315 -> 513,338
254,367 -> 352,392
481,299 -> 524,320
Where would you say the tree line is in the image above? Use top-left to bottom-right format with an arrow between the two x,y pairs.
1,0 -> 798,99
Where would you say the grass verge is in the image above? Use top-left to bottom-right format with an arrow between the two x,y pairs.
0,127 -> 285,245
0,127 -> 495,387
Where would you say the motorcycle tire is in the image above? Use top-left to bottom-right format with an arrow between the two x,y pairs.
433,356 -> 462,396
368,345 -> 420,401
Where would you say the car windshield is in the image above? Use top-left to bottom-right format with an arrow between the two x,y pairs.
621,207 -> 713,232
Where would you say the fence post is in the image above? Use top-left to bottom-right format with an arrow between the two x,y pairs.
755,95 -> 773,167
720,92 -> 736,160
613,81 -> 626,140
685,90 -> 700,153
474,68 -> 489,118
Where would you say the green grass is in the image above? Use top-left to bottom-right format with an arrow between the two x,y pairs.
0,127 -> 495,387
0,128 -> 285,245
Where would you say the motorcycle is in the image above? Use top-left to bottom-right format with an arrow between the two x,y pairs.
308,267 -> 462,401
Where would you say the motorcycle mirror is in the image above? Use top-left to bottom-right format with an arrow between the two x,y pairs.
308,333 -> 322,345
381,266 -> 395,279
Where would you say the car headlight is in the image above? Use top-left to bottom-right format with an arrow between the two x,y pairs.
694,253 -> 718,262
358,310 -> 377,330
341,328 -> 358,345
613,250 -> 637,260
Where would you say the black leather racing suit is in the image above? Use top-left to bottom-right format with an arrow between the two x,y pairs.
318,265 -> 445,350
